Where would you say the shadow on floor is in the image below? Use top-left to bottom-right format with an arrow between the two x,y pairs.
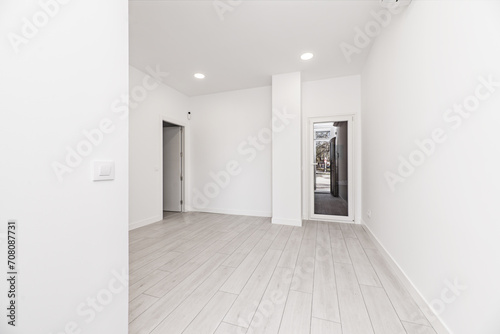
314,192 -> 348,216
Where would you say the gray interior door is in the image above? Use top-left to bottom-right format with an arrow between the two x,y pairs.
163,127 -> 182,212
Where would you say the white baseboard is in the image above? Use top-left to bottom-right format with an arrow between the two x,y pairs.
361,220 -> 452,334
129,215 -> 163,231
271,217 -> 303,227
193,207 -> 272,218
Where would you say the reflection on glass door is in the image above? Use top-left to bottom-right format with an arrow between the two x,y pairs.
313,120 -> 350,218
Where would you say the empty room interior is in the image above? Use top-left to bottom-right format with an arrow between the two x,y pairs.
1,1 -> 499,334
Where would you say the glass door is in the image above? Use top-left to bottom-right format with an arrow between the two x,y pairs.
310,117 -> 353,222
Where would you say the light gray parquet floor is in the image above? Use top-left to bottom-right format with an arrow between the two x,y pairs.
129,212 -> 438,334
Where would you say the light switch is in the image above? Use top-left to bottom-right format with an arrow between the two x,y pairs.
99,164 -> 112,176
93,161 -> 115,181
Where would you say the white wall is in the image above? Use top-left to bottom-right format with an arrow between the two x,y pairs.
129,66 -> 190,229
0,1 -> 128,333
361,2 -> 500,333
302,75 -> 362,221
136,74 -> 362,223
159,75 -> 360,222
189,86 -> 272,217
272,72 -> 302,226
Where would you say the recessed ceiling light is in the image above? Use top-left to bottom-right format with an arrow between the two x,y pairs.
300,52 -> 314,61
194,73 -> 205,79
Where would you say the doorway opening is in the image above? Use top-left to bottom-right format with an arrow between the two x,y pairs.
310,116 -> 354,222
162,121 -> 184,215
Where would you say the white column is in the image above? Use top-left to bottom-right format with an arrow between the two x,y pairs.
272,72 -> 302,226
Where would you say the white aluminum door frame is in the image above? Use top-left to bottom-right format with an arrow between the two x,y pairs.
309,115 -> 354,223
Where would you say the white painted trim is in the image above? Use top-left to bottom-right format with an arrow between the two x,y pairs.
361,220 -> 452,334
159,114 -> 188,128
309,214 -> 354,223
272,217 -> 302,226
129,215 -> 163,231
308,115 -> 355,223
193,207 -> 272,218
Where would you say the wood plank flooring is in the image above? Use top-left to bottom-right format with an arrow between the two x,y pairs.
129,212 -> 438,334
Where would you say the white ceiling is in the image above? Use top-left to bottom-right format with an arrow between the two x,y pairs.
129,0 -> 381,97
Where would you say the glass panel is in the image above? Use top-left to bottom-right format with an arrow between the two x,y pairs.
315,130 -> 330,139
313,121 -> 348,216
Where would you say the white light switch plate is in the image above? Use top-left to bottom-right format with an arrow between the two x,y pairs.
92,161 -> 115,181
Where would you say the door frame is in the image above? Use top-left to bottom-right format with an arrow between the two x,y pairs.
159,115 -> 186,214
308,115 -> 354,222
